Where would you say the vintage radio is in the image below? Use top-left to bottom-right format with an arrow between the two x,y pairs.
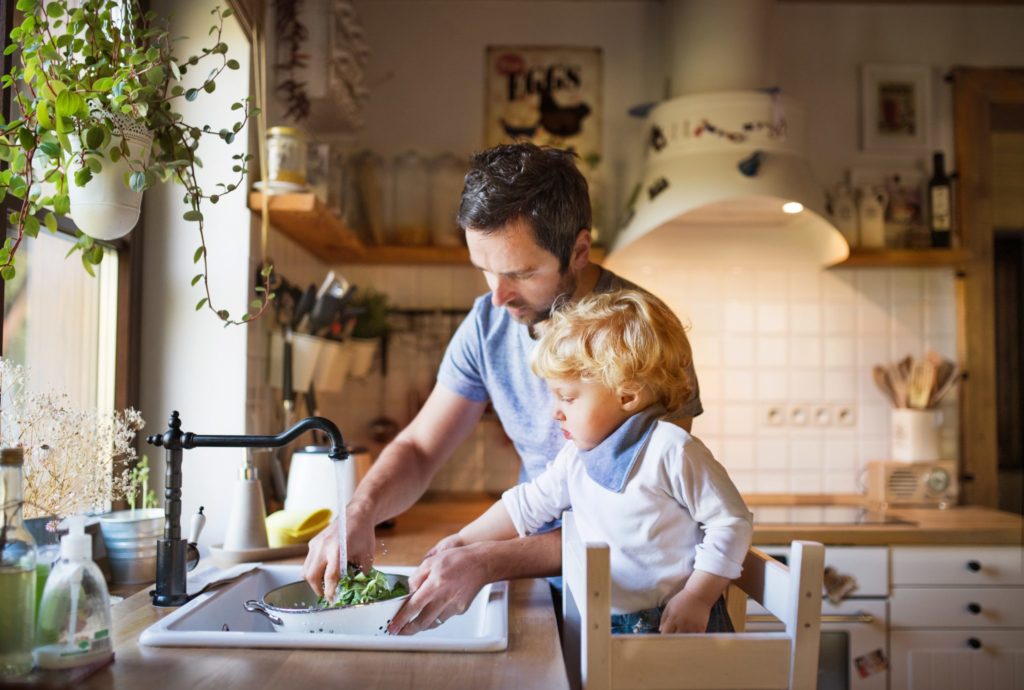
866,460 -> 958,508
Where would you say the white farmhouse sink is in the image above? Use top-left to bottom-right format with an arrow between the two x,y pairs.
140,565 -> 508,652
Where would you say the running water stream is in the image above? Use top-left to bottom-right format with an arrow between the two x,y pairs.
333,459 -> 349,591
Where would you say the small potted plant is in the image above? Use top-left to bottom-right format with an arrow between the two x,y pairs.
0,0 -> 271,325
348,289 -> 389,379
98,454 -> 163,585
0,357 -> 145,582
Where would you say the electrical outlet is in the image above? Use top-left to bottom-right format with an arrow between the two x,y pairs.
788,405 -> 811,426
762,404 -> 786,427
833,403 -> 857,427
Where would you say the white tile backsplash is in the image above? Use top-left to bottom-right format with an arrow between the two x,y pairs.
251,252 -> 961,498
756,304 -> 788,333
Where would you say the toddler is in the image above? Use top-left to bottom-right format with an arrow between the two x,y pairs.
450,289 -> 752,634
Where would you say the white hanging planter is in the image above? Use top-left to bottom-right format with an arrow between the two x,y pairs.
68,116 -> 154,241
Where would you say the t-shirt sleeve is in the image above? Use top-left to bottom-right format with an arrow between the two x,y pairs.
666,357 -> 703,420
668,439 -> 753,580
436,297 -> 490,402
501,443 -> 574,536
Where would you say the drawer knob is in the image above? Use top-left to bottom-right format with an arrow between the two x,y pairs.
966,560 -> 982,572
967,602 -> 982,615
967,637 -> 982,650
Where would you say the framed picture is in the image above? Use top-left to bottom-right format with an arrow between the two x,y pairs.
484,46 -> 602,164
860,64 -> 931,152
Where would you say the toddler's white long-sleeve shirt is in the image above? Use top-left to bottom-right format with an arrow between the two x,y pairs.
502,419 -> 753,614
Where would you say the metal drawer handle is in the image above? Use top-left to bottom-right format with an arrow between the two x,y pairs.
967,602 -> 982,615
966,560 -> 982,572
746,613 -> 875,624
967,637 -> 982,650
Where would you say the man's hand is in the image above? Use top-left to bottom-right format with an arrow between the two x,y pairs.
303,504 -> 377,599
659,589 -> 714,634
423,533 -> 466,559
387,541 -> 490,635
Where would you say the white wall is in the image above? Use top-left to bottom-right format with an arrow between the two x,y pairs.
283,1 -> 1022,495
141,1 -> 253,547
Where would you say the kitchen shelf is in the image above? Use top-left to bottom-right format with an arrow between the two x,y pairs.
833,247 -> 971,268
250,191 -> 606,265
249,192 -> 365,262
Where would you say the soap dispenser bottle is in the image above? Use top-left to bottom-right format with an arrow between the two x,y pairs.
223,452 -> 269,551
34,516 -> 114,670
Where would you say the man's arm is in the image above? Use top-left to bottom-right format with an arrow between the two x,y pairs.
303,384 -> 487,597
388,528 -> 562,635
351,385 -> 488,524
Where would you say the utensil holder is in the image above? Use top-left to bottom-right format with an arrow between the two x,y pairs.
315,340 -> 353,393
269,331 -> 324,392
890,408 -> 941,462
348,337 -> 379,379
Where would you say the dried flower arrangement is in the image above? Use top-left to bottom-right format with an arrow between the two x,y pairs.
0,358 -> 145,519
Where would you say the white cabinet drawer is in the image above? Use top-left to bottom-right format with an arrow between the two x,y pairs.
891,587 -> 1024,629
890,629 -> 1024,690
892,547 -> 1024,586
757,545 -> 889,596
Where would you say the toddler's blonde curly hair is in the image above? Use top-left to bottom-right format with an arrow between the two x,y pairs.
531,289 -> 693,413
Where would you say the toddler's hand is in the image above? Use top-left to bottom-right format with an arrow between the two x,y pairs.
659,589 -> 713,634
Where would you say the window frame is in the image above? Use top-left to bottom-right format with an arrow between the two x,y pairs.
0,0 -> 143,419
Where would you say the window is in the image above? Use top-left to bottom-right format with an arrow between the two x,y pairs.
2,231 -> 119,412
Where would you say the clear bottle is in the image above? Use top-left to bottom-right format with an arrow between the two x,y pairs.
830,182 -> 859,246
34,515 -> 113,670
0,447 -> 37,678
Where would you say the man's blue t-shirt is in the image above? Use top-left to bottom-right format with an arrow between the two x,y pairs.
436,267 -> 703,484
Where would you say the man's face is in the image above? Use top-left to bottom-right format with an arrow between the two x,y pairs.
465,220 -> 579,325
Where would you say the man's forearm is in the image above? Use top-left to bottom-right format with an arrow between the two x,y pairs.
474,529 -> 563,582
349,436 -> 438,525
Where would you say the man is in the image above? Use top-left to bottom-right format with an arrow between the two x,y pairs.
303,143 -> 702,634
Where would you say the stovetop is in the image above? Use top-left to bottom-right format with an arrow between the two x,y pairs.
752,505 -> 915,526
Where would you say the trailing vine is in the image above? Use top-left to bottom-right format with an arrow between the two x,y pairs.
0,0 -> 273,325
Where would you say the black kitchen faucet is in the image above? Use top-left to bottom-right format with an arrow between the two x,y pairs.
146,411 -> 348,607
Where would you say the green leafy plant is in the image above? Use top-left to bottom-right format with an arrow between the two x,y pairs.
126,454 -> 156,511
0,0 -> 272,324
317,566 -> 409,609
350,289 -> 389,339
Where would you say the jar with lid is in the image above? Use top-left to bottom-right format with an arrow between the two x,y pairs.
266,126 -> 307,189
428,153 -> 466,247
393,151 -> 430,246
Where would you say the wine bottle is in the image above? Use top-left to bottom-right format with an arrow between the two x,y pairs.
929,151 -> 952,248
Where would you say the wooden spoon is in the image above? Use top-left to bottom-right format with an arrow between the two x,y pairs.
872,365 -> 897,407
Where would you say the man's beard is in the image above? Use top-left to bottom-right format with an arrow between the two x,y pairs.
514,270 -> 578,333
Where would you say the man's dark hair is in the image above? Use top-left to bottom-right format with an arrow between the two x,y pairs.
457,143 -> 591,272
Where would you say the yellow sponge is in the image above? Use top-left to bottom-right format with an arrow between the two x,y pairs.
265,508 -> 333,547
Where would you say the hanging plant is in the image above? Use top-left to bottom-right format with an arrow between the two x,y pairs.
0,0 -> 273,325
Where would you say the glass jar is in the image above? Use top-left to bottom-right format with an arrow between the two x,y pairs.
267,126 -> 307,187
392,151 -> 430,246
429,154 -> 466,247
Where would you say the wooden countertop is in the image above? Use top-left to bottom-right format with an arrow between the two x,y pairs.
83,498 -> 569,690
746,494 -> 1024,546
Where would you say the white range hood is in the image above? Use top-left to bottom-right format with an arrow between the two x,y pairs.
608,0 -> 849,271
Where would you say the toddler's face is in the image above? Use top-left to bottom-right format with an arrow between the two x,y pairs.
546,377 -> 632,451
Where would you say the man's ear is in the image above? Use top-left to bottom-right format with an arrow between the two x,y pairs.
571,229 -> 592,270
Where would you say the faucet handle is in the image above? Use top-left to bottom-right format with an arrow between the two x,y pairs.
189,506 -> 207,545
